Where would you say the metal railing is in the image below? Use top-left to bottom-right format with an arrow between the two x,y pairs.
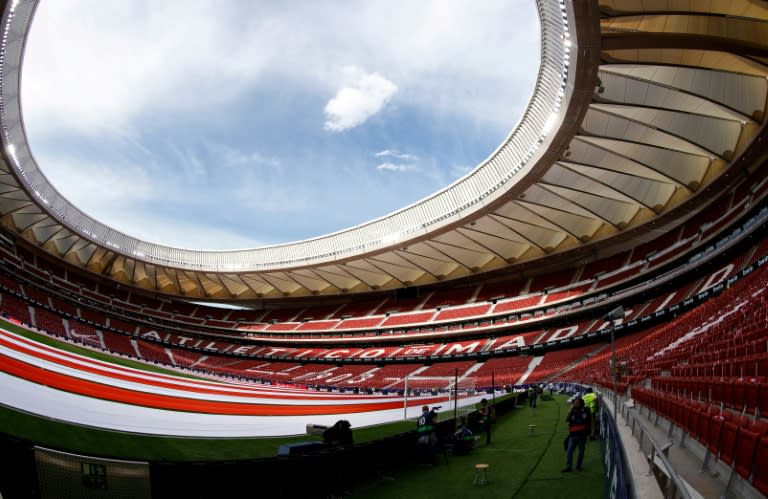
618,397 -> 695,499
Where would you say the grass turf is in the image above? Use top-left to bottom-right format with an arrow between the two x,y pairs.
345,394 -> 605,499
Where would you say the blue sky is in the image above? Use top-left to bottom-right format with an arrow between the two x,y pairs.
22,1 -> 540,250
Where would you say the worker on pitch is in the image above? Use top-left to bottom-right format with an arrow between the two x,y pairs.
562,396 -> 591,472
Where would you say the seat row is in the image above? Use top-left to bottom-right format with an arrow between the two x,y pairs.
632,387 -> 768,497
650,376 -> 768,415
3,198 -> 764,342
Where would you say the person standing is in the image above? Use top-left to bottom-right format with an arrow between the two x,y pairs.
479,398 -> 492,445
528,385 -> 538,408
582,388 -> 598,440
416,405 -> 438,462
562,396 -> 591,472
417,406 -> 437,442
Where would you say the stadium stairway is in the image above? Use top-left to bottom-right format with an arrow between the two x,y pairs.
380,365 -> 430,390
516,355 -> 544,385
456,360 -> 483,381
443,361 -> 485,393
550,344 -> 612,382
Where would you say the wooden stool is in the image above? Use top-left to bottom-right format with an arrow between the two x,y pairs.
528,424 -> 536,435
473,463 -> 490,485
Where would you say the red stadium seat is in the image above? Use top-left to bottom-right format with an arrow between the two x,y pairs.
733,428 -> 760,479
732,382 -> 747,410
712,380 -> 724,405
752,437 -> 768,496
750,419 -> 768,438
745,382 -> 760,414
719,421 -> 739,466
687,408 -> 703,441
759,383 -> 768,415
708,415 -> 726,454
736,415 -> 753,429
722,382 -> 735,409
674,401 -> 689,427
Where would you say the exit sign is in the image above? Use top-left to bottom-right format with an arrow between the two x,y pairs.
81,462 -> 107,489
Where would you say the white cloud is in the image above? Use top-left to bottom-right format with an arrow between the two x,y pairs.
324,69 -> 398,131
375,149 -> 418,173
204,142 -> 281,170
376,162 -> 415,172
451,164 -> 475,178
375,150 -> 417,161
22,1 -> 279,139
166,142 -> 207,179
232,179 -> 313,214
112,215 -> 272,251
35,154 -> 156,214
36,154 -> 275,250
23,1 -> 540,140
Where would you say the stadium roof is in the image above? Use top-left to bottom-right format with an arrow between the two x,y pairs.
0,0 -> 766,300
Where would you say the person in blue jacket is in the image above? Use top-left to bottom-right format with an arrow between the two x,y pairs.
562,396 -> 591,472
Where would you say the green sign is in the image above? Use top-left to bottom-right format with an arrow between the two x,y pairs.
81,462 -> 107,489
